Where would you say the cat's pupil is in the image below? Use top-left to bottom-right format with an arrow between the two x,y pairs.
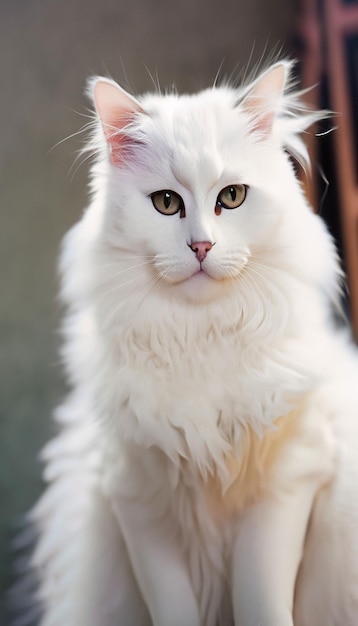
229,187 -> 236,201
164,192 -> 171,209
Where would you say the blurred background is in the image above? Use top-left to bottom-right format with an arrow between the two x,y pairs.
1,0 -> 357,623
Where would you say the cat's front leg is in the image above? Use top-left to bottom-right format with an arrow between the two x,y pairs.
231,407 -> 335,626
231,486 -> 317,626
109,494 -> 200,626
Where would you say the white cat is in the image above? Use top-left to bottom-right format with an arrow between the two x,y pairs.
21,61 -> 358,625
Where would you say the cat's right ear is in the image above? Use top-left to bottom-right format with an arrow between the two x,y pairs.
89,78 -> 144,165
240,62 -> 291,139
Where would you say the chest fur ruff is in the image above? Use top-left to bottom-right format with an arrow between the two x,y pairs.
92,311 -> 312,473
94,312 -> 315,499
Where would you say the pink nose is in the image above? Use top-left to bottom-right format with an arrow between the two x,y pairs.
189,241 -> 213,263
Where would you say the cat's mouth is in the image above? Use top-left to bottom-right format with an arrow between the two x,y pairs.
191,261 -> 236,281
188,264 -> 229,285
192,265 -> 214,280
186,258 -> 249,288
158,258 -> 248,303
154,255 -> 248,295
174,265 -> 236,303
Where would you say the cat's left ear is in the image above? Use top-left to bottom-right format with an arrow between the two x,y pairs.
90,77 -> 144,165
240,61 -> 291,139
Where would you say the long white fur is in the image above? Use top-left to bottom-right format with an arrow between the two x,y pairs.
17,61 -> 358,625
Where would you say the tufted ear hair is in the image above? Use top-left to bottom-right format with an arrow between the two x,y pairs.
240,61 -> 291,139
89,77 -> 144,165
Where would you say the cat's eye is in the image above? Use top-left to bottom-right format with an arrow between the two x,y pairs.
216,184 -> 247,211
150,190 -> 185,217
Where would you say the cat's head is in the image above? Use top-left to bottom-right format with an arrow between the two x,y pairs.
84,62 -> 332,309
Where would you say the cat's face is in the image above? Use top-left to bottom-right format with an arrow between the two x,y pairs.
89,63 -> 321,306
104,91 -> 287,304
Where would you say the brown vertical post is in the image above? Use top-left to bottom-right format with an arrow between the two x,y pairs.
324,0 -> 358,339
298,0 -> 323,211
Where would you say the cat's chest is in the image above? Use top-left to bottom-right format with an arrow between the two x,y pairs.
98,311 -> 309,478
118,328 -> 242,422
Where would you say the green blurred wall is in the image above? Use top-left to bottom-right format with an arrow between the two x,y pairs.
0,0 -> 296,622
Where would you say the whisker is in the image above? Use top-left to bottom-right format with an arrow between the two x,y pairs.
247,259 -> 284,280
118,56 -> 136,95
98,256 -> 155,270
107,271 -> 165,321
136,272 -> 168,311
239,265 -> 268,305
68,150 -> 97,181
97,256 -> 173,310
97,271 -> 149,303
244,264 -> 277,296
68,106 -> 96,120
144,65 -> 162,94
48,122 -> 96,155
212,58 -> 226,89
99,260 -> 152,281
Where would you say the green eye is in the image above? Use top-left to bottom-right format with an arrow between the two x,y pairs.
216,184 -> 247,210
150,190 -> 185,217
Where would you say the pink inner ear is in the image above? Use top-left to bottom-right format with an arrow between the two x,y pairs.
93,80 -> 143,165
246,106 -> 275,137
103,113 -> 137,166
241,63 -> 288,138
